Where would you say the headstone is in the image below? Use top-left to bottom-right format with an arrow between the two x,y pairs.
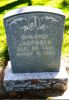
3,6 -> 68,97
4,6 -> 65,73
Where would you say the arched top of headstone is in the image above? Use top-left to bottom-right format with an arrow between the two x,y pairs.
4,6 -> 65,18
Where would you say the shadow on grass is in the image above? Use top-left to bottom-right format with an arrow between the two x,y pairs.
58,0 -> 69,9
0,45 -> 9,61
65,24 -> 69,33
61,0 -> 69,8
0,0 -> 32,13
3,46 -> 9,61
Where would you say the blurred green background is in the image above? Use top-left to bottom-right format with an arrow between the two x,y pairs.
0,0 -> 69,62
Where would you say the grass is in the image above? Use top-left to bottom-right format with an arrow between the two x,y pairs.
62,33 -> 69,56
0,0 -> 69,62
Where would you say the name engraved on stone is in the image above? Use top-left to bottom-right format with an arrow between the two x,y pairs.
16,34 -> 54,57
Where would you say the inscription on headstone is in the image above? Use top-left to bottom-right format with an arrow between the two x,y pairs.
4,6 -> 65,72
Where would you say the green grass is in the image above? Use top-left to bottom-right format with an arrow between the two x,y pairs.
62,34 -> 69,56
0,0 -> 69,61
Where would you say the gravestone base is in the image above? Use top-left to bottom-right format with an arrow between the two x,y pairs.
4,61 -> 68,97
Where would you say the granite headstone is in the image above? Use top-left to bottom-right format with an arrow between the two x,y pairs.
4,6 -> 65,73
3,7 -> 68,96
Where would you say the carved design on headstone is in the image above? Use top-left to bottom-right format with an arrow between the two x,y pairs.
8,15 -> 61,32
28,16 -> 40,30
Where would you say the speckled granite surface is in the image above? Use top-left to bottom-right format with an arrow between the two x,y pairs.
4,61 -> 68,92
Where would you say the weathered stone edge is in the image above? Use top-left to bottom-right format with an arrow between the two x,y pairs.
4,78 -> 68,92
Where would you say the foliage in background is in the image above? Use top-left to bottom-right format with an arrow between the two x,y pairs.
0,0 -> 69,61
